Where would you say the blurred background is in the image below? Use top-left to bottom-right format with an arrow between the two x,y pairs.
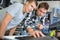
0,0 -> 60,40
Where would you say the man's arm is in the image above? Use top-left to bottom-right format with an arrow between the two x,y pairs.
9,27 -> 17,36
0,12 -> 13,38
25,16 -> 45,38
27,27 -> 46,38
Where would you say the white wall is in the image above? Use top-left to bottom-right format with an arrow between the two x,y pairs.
38,1 -> 60,8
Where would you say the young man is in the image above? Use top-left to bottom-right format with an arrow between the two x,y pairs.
25,2 -> 49,38
0,0 -> 37,38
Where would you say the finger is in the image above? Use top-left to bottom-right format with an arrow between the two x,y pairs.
39,31 -> 46,37
31,31 -> 37,38
35,31 -> 40,38
32,33 -> 37,38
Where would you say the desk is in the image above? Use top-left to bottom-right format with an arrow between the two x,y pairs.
1,36 -> 58,40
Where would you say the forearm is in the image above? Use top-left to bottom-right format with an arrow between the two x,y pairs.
0,22 -> 8,37
0,13 -> 13,37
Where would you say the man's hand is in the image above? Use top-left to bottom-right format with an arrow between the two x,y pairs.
27,27 -> 46,38
37,24 -> 43,30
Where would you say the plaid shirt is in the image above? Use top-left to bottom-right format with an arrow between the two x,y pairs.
15,11 -> 49,35
25,10 -> 45,29
24,10 -> 50,35
14,12 -> 33,35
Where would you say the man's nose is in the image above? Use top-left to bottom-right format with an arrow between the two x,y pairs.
31,8 -> 33,11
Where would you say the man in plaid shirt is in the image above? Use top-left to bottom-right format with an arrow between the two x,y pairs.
25,2 -> 49,38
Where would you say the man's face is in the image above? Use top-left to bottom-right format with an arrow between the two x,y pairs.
25,2 -> 37,13
37,8 -> 47,16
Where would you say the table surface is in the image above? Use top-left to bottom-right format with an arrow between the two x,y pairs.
2,36 -> 58,40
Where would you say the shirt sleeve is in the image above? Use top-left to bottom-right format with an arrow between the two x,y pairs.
6,3 -> 21,17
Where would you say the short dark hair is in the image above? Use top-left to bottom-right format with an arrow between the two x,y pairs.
27,0 -> 38,6
38,2 -> 49,10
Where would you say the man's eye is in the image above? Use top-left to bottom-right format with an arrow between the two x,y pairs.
31,5 -> 33,7
39,10 -> 42,12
